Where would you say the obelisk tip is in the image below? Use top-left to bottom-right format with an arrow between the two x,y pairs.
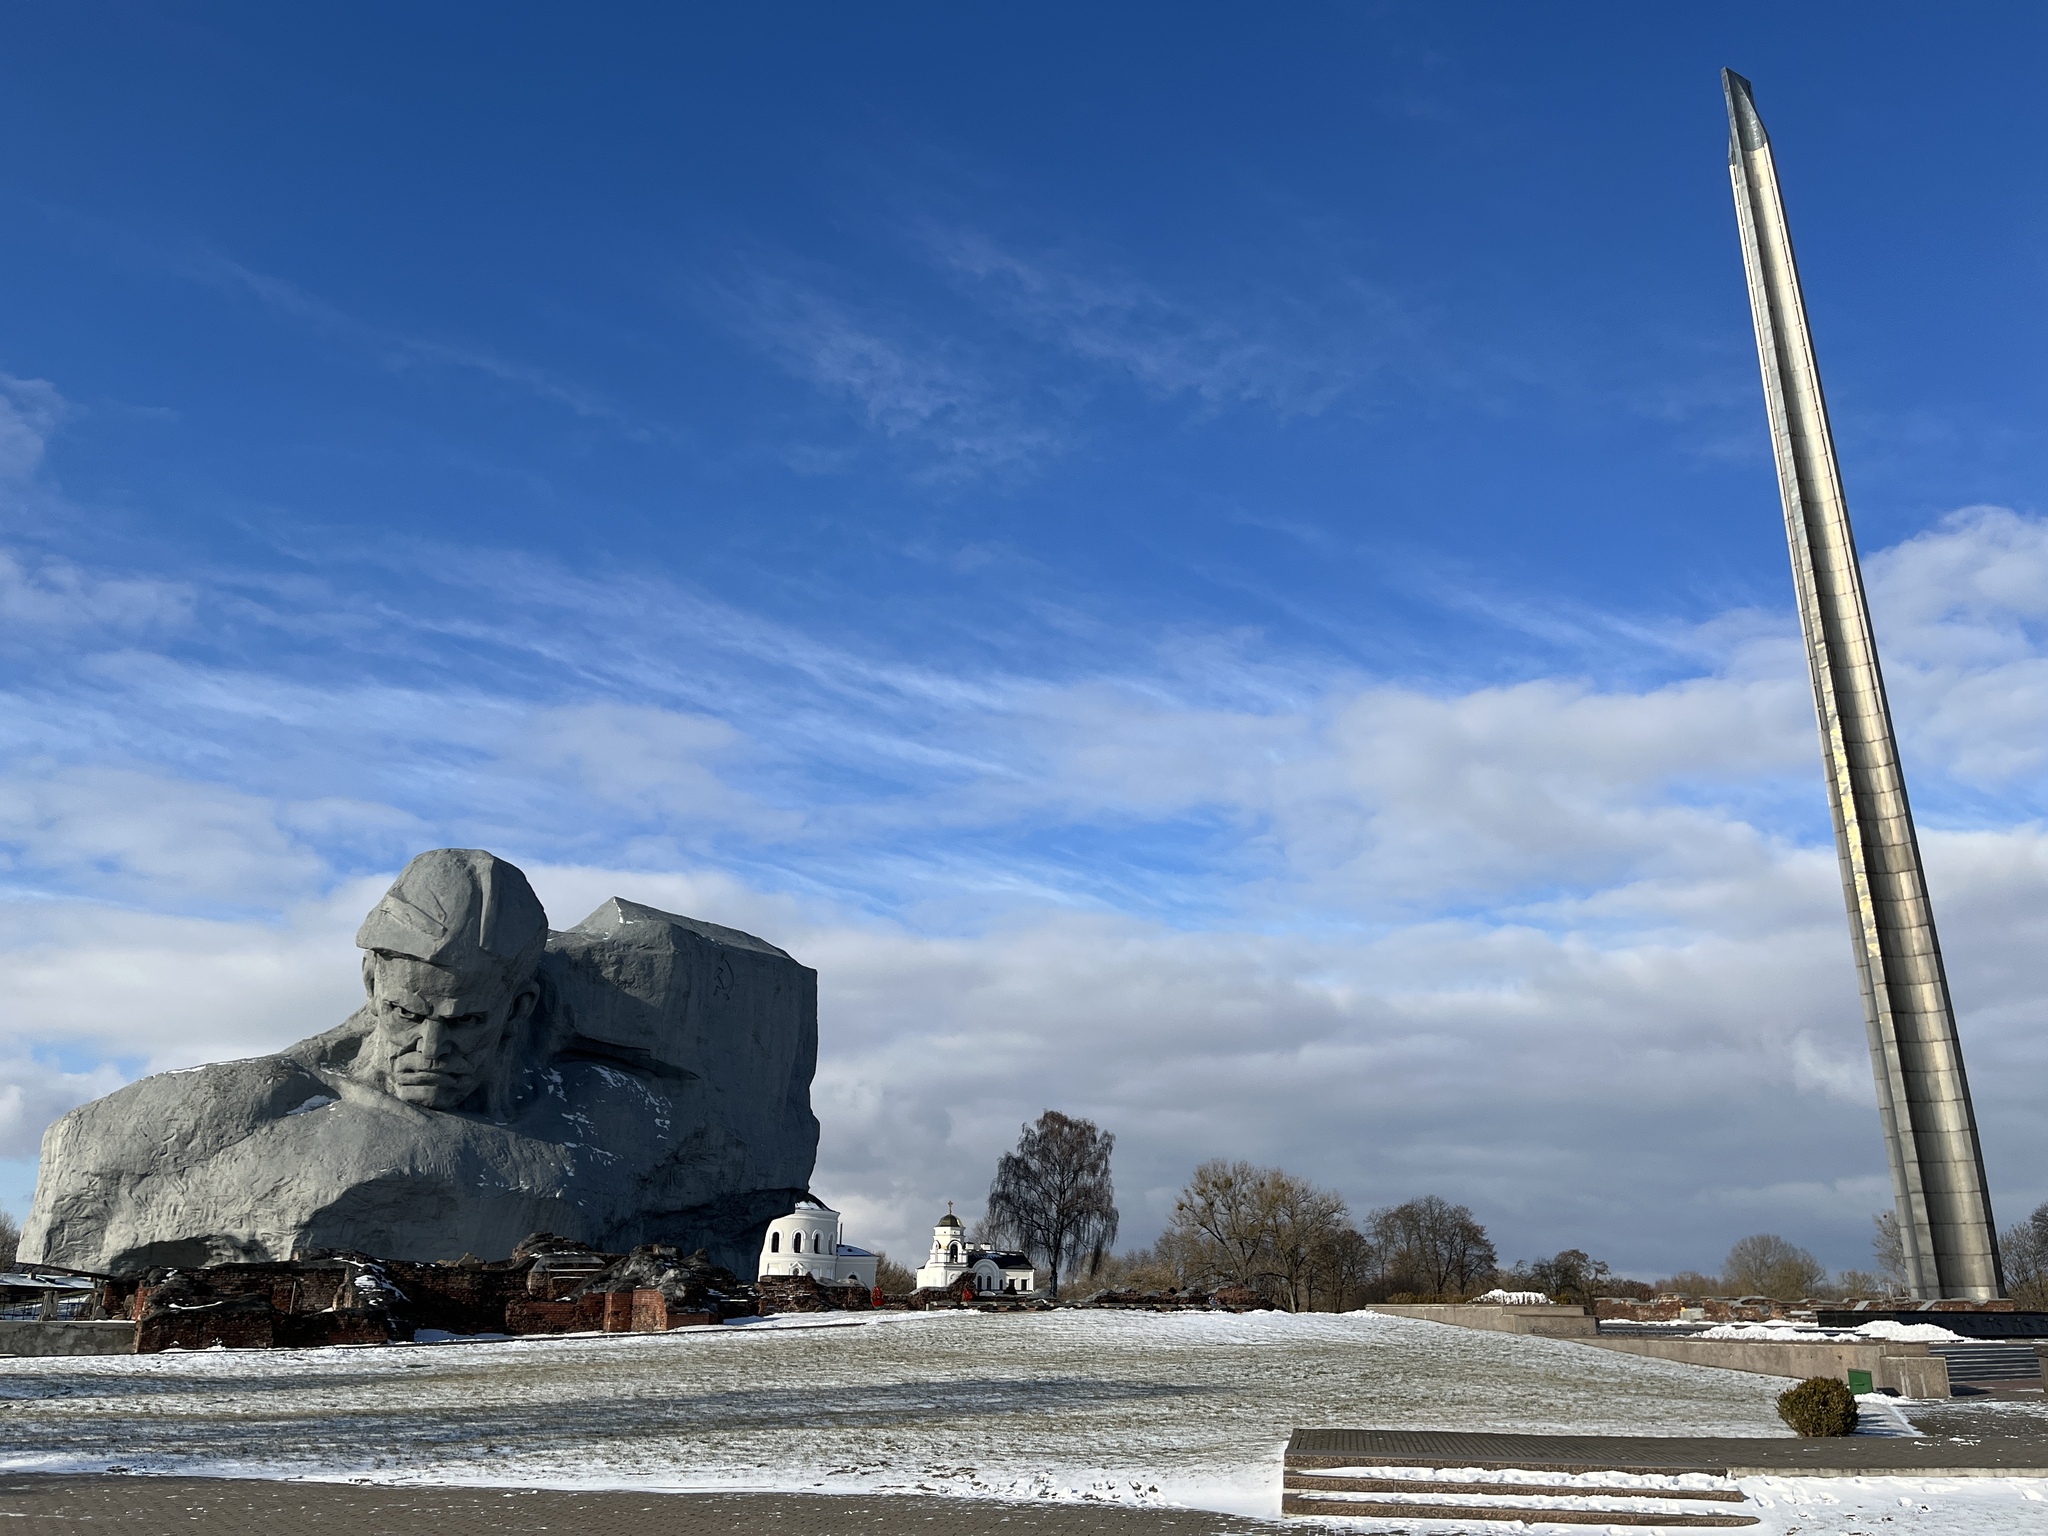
1722,68 -> 1768,157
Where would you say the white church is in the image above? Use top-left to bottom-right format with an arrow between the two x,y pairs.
756,1197 -> 879,1289
913,1205 -> 1039,1296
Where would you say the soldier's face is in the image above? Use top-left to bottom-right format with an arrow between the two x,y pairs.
364,954 -> 537,1109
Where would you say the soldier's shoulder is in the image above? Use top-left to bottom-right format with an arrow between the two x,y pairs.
54,1052 -> 341,1164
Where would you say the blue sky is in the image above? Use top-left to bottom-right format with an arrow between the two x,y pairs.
6,3 -> 2048,1279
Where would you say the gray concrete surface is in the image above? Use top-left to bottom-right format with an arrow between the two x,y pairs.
1365,1302 -> 1955,1395
1579,1333 -> 1951,1397
1362,1303 -> 1596,1337
0,1478 -> 1289,1535
0,1319 -> 135,1357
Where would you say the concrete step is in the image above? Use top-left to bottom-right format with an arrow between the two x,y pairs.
1929,1343 -> 2043,1387
1285,1471 -> 1745,1501
1281,1492 -> 1759,1526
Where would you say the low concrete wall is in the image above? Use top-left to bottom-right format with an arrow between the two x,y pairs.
1579,1335 -> 1950,1398
1361,1305 -> 1951,1396
0,1319 -> 137,1358
1364,1304 -> 1598,1338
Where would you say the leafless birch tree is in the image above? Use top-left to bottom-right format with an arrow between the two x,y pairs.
983,1110 -> 1118,1297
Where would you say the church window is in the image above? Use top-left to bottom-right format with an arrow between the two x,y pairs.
770,1232 -> 780,1253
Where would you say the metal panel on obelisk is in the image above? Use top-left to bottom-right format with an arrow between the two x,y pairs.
1722,69 -> 2001,1300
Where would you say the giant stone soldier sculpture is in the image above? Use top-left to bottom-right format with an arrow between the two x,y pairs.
20,849 -> 820,1276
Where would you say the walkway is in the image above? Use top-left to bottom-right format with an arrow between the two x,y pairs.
0,1477 -> 1285,1536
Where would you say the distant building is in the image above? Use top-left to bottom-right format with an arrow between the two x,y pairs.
757,1197 -> 878,1289
913,1205 -> 1038,1296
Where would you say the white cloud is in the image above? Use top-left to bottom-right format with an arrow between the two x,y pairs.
702,222 -> 1410,480
0,1055 -> 127,1161
0,767 -> 328,907
6,501 -> 2048,1277
1866,506 -> 2048,784
925,227 -> 1380,417
1,880 -> 378,1082
0,374 -> 65,481
177,247 -> 631,426
706,270 -> 1062,479
0,549 -> 194,637
515,703 -> 802,836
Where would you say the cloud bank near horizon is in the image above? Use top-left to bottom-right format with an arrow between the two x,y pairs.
5,374 -> 2046,1280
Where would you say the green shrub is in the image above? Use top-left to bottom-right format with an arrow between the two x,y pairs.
1777,1376 -> 1859,1437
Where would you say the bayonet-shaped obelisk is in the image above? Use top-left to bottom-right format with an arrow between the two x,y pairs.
1720,69 -> 2007,1302
1723,69 -> 2001,1300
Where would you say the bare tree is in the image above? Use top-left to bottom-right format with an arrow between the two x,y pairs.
2000,1201 -> 2048,1310
0,1208 -> 17,1272
872,1252 -> 918,1296
983,1110 -> 1118,1298
1169,1160 -> 1358,1309
1262,1173 -> 1351,1311
1872,1210 -> 1908,1292
1371,1196 -> 1497,1299
1517,1249 -> 1611,1307
1722,1233 -> 1825,1300
1172,1160 -> 1277,1290
1316,1223 -> 1379,1312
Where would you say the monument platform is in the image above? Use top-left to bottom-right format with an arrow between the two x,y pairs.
1286,1426 -> 2048,1476
1282,1426 -> 2048,1525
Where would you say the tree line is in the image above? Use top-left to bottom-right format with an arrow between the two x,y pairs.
1648,1204 -> 2048,1306
877,1109 -> 2048,1307
1119,1161 -> 1499,1310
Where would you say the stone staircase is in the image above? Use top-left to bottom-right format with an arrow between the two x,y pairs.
1282,1465 -> 1758,1526
1928,1342 -> 2045,1393
1283,1421 -> 2048,1528
1283,1430 -> 1761,1526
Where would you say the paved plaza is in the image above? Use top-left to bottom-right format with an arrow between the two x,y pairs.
0,1478 -> 1299,1536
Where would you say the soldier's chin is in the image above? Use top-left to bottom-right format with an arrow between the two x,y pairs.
391,1073 -> 467,1107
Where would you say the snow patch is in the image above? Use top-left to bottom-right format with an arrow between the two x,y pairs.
1853,1319 -> 1967,1343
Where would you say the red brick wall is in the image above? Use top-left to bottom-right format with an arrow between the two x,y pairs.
503,1295 -> 607,1334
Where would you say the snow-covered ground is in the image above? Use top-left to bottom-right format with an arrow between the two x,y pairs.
1,1308 -> 2041,1531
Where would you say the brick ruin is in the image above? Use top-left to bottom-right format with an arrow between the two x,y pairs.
80,1232 -> 886,1353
